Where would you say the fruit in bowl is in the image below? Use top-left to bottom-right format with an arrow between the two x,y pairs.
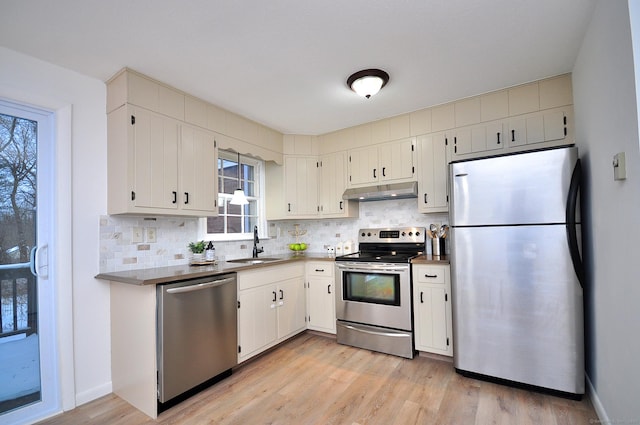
288,243 -> 307,251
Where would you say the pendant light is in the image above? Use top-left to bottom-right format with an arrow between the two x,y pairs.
229,152 -> 249,205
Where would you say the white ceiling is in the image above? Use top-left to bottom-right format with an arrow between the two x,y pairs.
0,0 -> 596,135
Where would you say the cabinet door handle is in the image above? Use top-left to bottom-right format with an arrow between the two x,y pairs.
339,201 -> 343,210
511,129 -> 515,142
424,193 -> 428,204
184,192 -> 189,204
382,167 -> 386,177
131,191 -> 136,201
279,289 -> 284,300
425,274 -> 438,278
172,191 -> 177,204
373,168 -> 377,179
272,291 -> 277,302
327,284 -> 331,294
497,132 -> 501,144
287,203 -> 291,212
420,291 -> 424,303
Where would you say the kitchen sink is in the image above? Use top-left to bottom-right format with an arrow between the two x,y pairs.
226,257 -> 283,264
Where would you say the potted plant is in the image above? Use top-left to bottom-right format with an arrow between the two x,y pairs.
188,240 -> 206,262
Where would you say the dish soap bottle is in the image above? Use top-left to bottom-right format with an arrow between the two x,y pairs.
205,241 -> 216,262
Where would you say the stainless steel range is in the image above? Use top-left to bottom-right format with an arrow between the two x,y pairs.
335,227 -> 426,359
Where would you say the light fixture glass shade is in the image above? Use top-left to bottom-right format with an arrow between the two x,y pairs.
230,188 -> 249,205
351,76 -> 384,98
347,69 -> 389,99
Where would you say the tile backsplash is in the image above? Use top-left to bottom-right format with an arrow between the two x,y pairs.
99,198 -> 449,273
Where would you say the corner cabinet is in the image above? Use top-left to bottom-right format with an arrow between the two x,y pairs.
417,132 -> 448,213
237,263 -> 306,363
412,264 -> 453,357
305,262 -> 336,334
347,138 -> 416,187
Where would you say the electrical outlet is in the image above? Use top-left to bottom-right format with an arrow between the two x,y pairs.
132,227 -> 143,243
146,227 -> 157,243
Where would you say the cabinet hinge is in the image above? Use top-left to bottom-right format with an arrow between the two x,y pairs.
131,115 -> 135,125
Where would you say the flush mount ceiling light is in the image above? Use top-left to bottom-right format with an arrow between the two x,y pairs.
230,152 -> 249,205
347,69 -> 390,99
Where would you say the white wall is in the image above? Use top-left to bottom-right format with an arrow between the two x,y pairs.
0,47 -> 111,407
572,1 -> 640,422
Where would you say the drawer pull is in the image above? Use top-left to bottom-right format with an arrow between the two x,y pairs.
315,269 -> 325,272
425,274 -> 438,278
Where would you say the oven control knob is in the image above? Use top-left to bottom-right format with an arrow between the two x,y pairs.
416,231 -> 420,236
361,232 -> 366,237
401,232 -> 406,236
367,232 -> 372,237
409,231 -> 413,236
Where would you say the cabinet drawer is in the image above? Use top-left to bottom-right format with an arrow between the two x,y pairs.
305,262 -> 334,277
414,266 -> 446,284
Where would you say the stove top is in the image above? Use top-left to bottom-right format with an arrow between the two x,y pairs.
335,227 -> 426,264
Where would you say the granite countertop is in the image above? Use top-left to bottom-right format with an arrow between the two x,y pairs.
96,253 -> 336,286
411,254 -> 450,264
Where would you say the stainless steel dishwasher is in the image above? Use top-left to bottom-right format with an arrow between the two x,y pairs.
157,273 -> 237,404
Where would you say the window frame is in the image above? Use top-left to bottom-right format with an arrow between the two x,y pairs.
199,150 -> 266,242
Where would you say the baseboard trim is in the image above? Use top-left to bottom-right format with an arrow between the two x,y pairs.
75,381 -> 112,407
586,374 -> 609,424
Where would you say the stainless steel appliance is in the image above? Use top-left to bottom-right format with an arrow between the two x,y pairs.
335,227 -> 426,359
449,145 -> 584,397
157,273 -> 238,405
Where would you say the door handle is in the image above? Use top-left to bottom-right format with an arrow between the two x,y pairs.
327,284 -> 331,294
165,277 -> 235,294
30,244 -> 49,279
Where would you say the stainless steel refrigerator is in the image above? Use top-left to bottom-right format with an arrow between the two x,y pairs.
449,145 -> 584,397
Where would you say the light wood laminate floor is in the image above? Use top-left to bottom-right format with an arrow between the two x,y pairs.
38,333 -> 597,424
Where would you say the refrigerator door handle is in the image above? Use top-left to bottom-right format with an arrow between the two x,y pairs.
565,158 -> 584,287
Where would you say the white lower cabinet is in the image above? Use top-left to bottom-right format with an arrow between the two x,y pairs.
305,262 -> 336,334
237,263 -> 306,363
412,264 -> 453,357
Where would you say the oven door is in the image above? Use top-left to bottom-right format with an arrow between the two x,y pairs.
335,262 -> 411,331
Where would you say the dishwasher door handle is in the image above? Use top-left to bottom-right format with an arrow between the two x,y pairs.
166,277 -> 235,294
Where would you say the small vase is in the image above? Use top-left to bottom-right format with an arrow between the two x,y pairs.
191,253 -> 204,263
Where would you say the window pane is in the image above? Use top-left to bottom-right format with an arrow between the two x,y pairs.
242,181 -> 255,196
241,164 -> 254,181
227,216 -> 241,233
221,159 -> 238,178
244,200 -> 258,215
228,202 -> 241,215
245,215 -> 257,231
207,216 -> 225,233
223,178 -> 238,194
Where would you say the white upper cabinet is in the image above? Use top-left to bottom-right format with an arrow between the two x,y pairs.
347,138 -> 416,187
284,156 -> 319,217
318,152 -> 358,218
107,105 -> 218,216
417,132 -> 448,213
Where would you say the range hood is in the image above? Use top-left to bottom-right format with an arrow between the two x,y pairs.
342,182 -> 418,201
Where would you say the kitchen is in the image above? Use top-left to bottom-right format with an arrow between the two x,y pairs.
0,1 -> 639,424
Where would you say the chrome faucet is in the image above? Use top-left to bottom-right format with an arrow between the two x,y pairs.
252,225 -> 264,258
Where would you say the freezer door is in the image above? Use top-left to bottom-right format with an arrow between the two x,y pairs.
451,225 -> 584,394
450,146 -> 578,226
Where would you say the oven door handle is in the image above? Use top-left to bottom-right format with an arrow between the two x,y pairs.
340,323 -> 409,338
335,263 -> 408,273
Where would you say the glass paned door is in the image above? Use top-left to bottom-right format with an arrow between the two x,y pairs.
0,100 -> 58,423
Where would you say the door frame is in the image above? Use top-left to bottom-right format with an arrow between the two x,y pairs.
0,94 -> 75,420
